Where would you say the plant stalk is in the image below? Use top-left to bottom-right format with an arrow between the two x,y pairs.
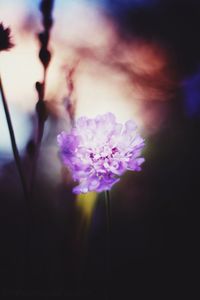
105,190 -> 111,299
0,75 -> 28,201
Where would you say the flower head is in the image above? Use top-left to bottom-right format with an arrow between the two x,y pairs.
57,113 -> 145,194
0,23 -> 14,51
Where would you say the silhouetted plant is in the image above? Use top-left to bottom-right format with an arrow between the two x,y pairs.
0,23 -> 28,202
0,23 -> 14,51
30,0 -> 55,193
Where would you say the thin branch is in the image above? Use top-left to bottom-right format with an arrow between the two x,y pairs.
0,75 -> 28,201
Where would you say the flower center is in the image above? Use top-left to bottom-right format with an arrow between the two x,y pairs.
89,146 -> 119,162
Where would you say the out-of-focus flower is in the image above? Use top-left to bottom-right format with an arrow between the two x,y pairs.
57,113 -> 145,194
0,23 -> 14,51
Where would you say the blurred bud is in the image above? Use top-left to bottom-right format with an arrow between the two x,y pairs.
38,31 -> 49,48
39,47 -> 51,68
43,17 -> 53,31
35,81 -> 44,99
36,99 -> 48,122
0,23 -> 14,51
40,0 -> 54,17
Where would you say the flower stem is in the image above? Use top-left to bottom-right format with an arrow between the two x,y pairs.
105,190 -> 111,249
29,69 -> 46,196
105,190 -> 111,299
0,75 -> 28,201
0,74 -> 32,291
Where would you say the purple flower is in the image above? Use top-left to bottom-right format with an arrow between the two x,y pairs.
57,113 -> 145,194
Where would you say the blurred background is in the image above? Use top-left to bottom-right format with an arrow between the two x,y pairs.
0,0 -> 200,298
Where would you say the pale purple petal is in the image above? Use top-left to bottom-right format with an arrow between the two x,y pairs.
57,113 -> 145,194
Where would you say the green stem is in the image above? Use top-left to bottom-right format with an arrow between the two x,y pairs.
0,75 -> 28,201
